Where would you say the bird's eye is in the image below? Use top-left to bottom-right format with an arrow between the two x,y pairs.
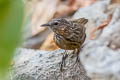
53,22 -> 59,25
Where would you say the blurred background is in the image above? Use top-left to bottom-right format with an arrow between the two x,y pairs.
1,0 -> 120,80
23,0 -> 120,50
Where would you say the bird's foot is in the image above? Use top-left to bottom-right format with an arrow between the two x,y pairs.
75,55 -> 81,65
60,51 -> 68,72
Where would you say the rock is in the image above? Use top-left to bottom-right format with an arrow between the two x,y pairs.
9,48 -> 90,80
73,0 -> 111,26
73,0 -> 111,40
72,0 -> 120,80
80,6 -> 120,80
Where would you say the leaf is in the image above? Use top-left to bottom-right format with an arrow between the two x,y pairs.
0,0 -> 23,79
90,14 -> 112,40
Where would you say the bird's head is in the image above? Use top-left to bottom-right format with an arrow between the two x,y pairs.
41,18 -> 70,35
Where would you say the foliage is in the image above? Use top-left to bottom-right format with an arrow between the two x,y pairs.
0,0 -> 23,79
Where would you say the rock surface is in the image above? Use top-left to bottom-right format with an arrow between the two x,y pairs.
80,3 -> 120,80
73,0 -> 111,40
10,49 -> 90,80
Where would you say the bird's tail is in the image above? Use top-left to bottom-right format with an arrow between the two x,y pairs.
73,18 -> 88,25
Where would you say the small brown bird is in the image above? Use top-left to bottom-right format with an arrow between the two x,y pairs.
41,18 -> 88,71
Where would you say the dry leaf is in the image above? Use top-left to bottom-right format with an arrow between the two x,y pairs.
90,14 -> 113,40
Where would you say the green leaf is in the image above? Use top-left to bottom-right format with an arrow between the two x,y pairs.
0,0 -> 23,79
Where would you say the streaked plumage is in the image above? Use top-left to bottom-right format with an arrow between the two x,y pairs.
41,18 -> 88,71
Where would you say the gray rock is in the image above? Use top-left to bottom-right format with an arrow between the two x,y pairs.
80,6 -> 120,80
73,0 -> 111,40
9,48 -> 90,80
73,0 -> 111,26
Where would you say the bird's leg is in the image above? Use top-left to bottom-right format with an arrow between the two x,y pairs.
71,48 -> 81,68
74,47 -> 85,67
70,50 -> 75,58
60,50 -> 68,72
75,48 -> 80,63
71,49 -> 80,64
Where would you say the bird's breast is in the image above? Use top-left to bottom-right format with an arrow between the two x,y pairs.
53,34 -> 81,50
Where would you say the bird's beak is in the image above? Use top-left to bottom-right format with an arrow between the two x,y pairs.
41,23 -> 50,27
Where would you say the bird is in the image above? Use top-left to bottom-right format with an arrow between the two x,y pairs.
41,18 -> 88,71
